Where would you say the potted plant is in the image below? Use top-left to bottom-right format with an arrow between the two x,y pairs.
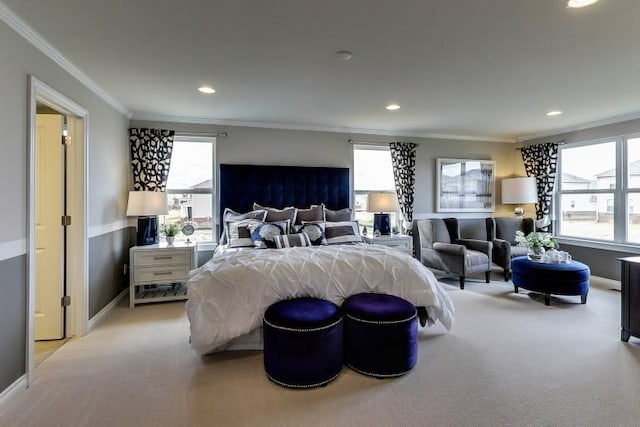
515,230 -> 557,261
162,222 -> 180,245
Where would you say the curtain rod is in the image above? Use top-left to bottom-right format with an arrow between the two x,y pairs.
175,131 -> 228,138
348,139 -> 420,147
515,140 -> 565,150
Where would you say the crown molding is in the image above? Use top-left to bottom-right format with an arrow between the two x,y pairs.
0,1 -> 131,118
132,113 -> 515,143
516,110 -> 640,142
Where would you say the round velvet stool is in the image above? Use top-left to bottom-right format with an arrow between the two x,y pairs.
263,297 -> 343,388
342,293 -> 418,378
511,256 -> 590,306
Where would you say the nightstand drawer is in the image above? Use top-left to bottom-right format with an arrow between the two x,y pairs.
133,265 -> 191,283
133,250 -> 191,267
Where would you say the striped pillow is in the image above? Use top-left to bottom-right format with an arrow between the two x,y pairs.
227,219 -> 262,248
274,233 -> 312,248
324,221 -> 362,245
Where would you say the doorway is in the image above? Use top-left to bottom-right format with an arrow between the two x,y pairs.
34,111 -> 67,364
28,77 -> 88,383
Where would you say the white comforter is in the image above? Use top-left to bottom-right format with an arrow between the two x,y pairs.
186,244 -> 455,355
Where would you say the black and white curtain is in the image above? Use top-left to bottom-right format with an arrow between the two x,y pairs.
520,142 -> 559,232
389,141 -> 418,234
129,128 -> 175,191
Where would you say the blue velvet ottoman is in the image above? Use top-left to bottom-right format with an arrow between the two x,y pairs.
511,256 -> 590,306
263,297 -> 343,388
343,293 -> 418,378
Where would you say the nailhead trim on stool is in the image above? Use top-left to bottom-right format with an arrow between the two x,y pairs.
263,297 -> 343,388
343,293 -> 418,378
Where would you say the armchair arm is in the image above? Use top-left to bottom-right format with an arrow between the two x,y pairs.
433,242 -> 466,256
456,238 -> 492,255
491,238 -> 511,269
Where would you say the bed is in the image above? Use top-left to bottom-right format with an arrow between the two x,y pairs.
185,164 -> 455,355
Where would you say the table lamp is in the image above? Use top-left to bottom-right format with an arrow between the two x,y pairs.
368,192 -> 397,235
126,191 -> 168,246
502,177 -> 537,217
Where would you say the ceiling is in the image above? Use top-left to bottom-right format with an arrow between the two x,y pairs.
3,0 -> 640,142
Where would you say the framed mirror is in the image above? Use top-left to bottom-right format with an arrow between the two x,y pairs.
436,158 -> 495,212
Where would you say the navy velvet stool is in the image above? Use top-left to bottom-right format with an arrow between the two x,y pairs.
511,256 -> 590,306
263,297 -> 343,388
343,293 -> 418,378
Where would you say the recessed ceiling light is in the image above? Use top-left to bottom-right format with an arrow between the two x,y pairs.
386,104 -> 400,111
567,0 -> 598,8
336,50 -> 353,61
198,86 -> 216,94
546,110 -> 563,116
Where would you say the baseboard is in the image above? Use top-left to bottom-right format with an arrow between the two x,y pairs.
88,289 -> 128,331
590,275 -> 621,291
0,374 -> 27,411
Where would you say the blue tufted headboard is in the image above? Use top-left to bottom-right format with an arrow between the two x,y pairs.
219,164 -> 350,227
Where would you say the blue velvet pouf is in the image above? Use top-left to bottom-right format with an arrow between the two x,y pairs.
263,297 -> 343,388
511,256 -> 590,306
343,293 -> 418,378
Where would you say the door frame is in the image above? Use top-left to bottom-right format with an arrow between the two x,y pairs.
27,76 -> 89,385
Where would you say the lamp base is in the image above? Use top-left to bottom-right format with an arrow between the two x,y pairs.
513,207 -> 525,217
137,216 -> 159,246
373,213 -> 391,235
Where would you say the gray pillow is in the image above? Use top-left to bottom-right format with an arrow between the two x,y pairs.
253,203 -> 297,230
274,233 -> 312,248
221,208 -> 267,245
295,205 -> 324,225
324,206 -> 352,222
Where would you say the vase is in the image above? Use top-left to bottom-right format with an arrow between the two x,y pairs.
527,246 -> 545,261
166,236 -> 175,245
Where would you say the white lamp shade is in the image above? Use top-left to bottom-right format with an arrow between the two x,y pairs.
368,192 -> 398,212
126,191 -> 168,216
501,177 -> 538,205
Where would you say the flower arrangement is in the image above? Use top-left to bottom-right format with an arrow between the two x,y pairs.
514,230 -> 557,250
162,222 -> 180,237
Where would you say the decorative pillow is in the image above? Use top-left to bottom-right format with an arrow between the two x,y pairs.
297,222 -> 327,246
324,221 -> 363,245
248,220 -> 289,249
253,203 -> 297,231
274,233 -> 312,249
227,219 -> 262,248
222,208 -> 268,244
294,204 -> 325,225
324,206 -> 353,222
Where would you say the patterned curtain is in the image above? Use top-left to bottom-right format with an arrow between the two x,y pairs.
520,142 -> 559,232
129,128 -> 175,191
389,142 -> 418,234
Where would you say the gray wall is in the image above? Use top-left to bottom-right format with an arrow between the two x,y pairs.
131,120 -> 523,217
0,18 -> 130,394
88,227 -> 136,318
0,256 -> 26,393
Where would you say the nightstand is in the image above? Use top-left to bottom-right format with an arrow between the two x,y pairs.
129,242 -> 196,308
362,234 -> 413,255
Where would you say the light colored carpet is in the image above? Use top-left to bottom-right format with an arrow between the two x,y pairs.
1,274 -> 639,427
34,338 -> 72,367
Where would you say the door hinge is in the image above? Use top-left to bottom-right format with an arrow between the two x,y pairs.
61,295 -> 71,307
61,215 -> 71,226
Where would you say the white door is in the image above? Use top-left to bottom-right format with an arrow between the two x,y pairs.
35,113 -> 65,340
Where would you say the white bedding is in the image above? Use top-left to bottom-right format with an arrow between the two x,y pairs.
186,244 -> 455,355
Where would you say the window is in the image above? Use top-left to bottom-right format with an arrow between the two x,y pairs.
353,144 -> 397,232
557,135 -> 640,243
163,136 -> 215,243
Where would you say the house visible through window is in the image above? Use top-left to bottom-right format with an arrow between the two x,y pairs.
353,144 -> 397,232
164,136 -> 215,243
558,135 -> 640,243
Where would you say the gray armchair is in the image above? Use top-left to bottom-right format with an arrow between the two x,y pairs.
413,218 -> 493,290
488,217 -> 535,281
